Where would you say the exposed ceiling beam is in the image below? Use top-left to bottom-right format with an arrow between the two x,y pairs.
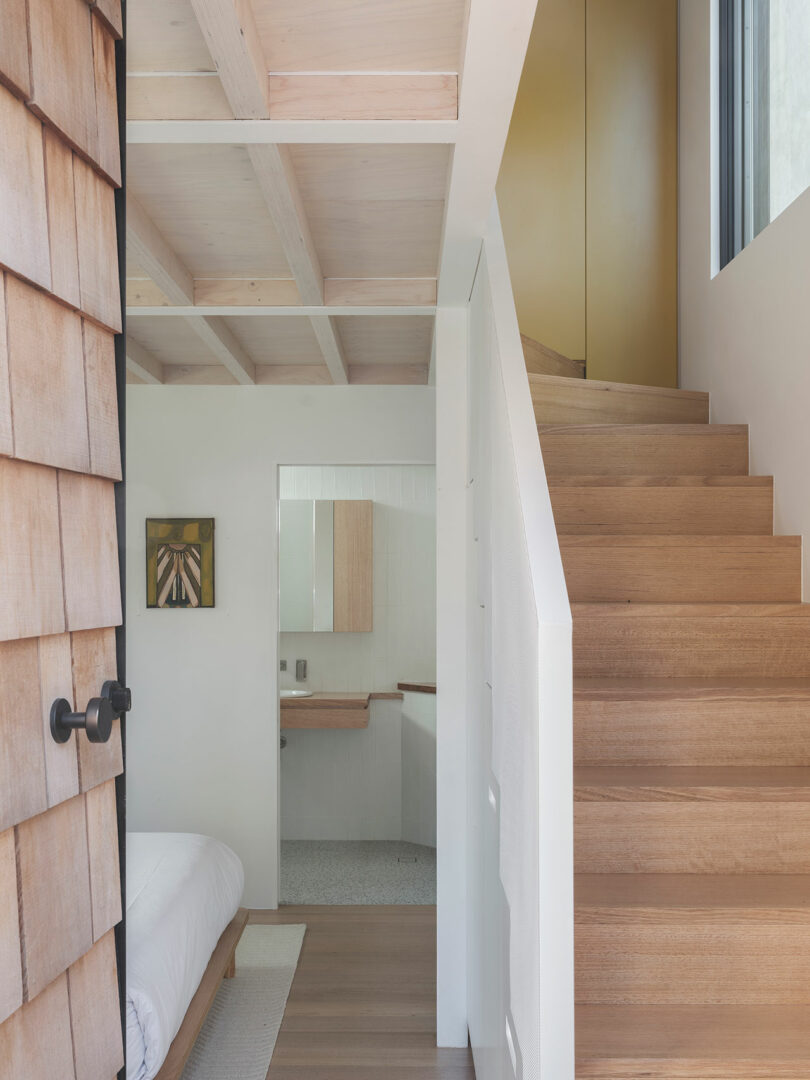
126,192 -> 193,305
189,0 -> 269,118
127,73 -> 458,122
184,316 -> 256,385
159,363 -> 430,387
125,338 -> 164,384
309,315 -> 349,385
127,305 -> 436,318
247,144 -> 323,305
189,0 -> 347,384
126,277 -> 438,310
436,0 -> 537,308
126,193 -> 256,384
126,119 -> 459,144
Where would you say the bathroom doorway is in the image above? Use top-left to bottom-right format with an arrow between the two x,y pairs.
277,464 -> 437,904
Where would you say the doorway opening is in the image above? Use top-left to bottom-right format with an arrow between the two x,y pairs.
276,464 -> 437,905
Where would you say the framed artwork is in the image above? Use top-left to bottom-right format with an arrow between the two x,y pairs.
146,518 -> 215,608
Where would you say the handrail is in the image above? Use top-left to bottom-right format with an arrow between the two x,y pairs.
484,201 -> 572,630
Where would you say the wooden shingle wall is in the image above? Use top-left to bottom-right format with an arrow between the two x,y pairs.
0,1 -> 124,1074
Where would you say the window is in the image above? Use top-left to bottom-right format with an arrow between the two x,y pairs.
719,0 -> 810,268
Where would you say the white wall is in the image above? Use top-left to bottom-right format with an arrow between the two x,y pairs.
126,386 -> 435,907
679,0 -> 810,590
435,306 -> 470,1047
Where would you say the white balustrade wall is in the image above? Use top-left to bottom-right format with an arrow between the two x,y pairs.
464,203 -> 574,1080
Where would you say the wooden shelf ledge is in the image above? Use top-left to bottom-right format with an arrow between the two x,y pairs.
280,690 -> 403,729
397,681 -> 437,695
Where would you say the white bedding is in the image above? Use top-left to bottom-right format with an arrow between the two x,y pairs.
126,832 -> 244,1080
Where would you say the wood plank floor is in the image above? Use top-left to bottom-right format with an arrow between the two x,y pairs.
250,906 -> 475,1079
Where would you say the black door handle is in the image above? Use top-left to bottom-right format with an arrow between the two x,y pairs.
102,680 -> 132,717
50,696 -> 114,744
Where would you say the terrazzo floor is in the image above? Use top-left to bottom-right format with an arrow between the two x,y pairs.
280,840 -> 437,905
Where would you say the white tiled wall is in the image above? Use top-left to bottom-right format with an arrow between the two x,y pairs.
279,465 -> 436,692
279,465 -> 436,843
401,691 -> 437,847
281,699 -> 403,841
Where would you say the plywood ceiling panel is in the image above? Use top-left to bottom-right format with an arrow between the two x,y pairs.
128,144 -> 292,277
222,317 -> 324,365
163,365 -> 236,385
126,252 -> 149,279
253,0 -> 467,72
127,318 -> 220,366
126,0 -> 215,72
290,144 -> 450,277
337,315 -> 434,365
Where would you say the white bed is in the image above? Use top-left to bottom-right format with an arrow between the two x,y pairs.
126,832 -> 245,1080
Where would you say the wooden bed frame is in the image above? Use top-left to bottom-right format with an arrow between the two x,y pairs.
155,907 -> 249,1080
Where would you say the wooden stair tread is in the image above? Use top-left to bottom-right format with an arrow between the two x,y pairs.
540,425 -> 750,478
561,536 -> 801,603
572,602 -> 810,617
575,873 -> 810,909
573,604 -> 810,677
530,373 -> 709,401
550,476 -> 774,536
561,535 -> 799,549
576,1004 -> 810,1075
548,475 -> 772,487
539,423 -> 746,435
575,676 -> 810,699
529,374 -> 709,425
576,876 -> 810,1006
574,676 -> 810,766
575,765 -> 810,799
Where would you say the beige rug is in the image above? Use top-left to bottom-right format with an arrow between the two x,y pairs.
181,923 -> 306,1080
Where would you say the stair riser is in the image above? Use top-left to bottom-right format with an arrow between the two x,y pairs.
575,698 -> 810,766
576,804 -> 810,873
531,385 -> 709,426
561,543 -> 800,603
551,484 -> 773,535
577,1005 -> 810,1077
576,915 -> 810,1004
574,616 -> 810,677
539,428 -> 749,478
522,336 -> 585,379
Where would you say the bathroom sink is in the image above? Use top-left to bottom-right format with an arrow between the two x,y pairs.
280,689 -> 313,699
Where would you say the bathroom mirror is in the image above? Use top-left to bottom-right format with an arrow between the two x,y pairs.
279,499 -> 373,632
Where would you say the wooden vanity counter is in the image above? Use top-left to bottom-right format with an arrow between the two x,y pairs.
281,691 -> 403,729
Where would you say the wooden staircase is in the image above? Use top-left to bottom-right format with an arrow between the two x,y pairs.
529,371 -> 810,1077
